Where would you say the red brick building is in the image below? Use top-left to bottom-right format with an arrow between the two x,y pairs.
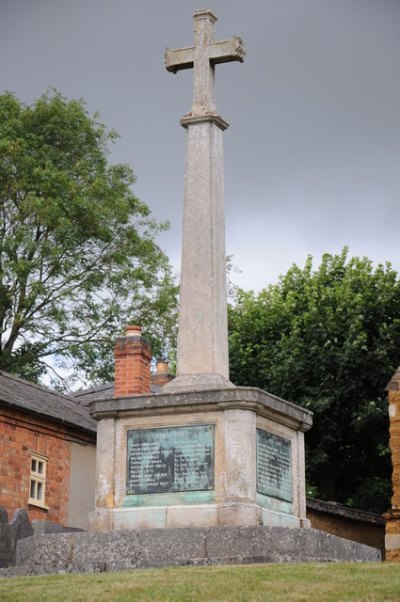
0,371 -> 96,529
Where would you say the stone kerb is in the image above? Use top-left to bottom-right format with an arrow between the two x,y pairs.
0,526 -> 380,576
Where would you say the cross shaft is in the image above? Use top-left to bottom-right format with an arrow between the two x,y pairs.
164,11 -> 245,392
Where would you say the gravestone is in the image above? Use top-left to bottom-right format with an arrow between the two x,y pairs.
0,508 -> 33,567
89,10 -> 313,533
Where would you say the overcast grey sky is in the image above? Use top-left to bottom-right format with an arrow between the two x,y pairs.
1,0 -> 399,291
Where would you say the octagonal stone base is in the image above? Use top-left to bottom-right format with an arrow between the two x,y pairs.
89,387 -> 312,532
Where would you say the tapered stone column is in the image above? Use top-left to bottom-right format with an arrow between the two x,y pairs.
164,10 -> 245,392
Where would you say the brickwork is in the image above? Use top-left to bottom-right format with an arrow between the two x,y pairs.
0,406 -> 92,526
385,368 -> 400,561
114,326 -> 152,397
151,361 -> 175,388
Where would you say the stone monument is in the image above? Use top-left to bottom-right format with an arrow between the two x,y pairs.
89,10 -> 313,532
2,13 -> 382,576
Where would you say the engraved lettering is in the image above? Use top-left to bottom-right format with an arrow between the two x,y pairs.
256,429 -> 292,502
126,425 -> 214,494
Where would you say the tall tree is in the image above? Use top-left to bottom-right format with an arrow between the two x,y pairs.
0,90 -> 177,388
228,249 -> 400,512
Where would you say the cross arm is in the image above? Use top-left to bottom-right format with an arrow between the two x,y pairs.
209,36 -> 245,65
165,46 -> 195,73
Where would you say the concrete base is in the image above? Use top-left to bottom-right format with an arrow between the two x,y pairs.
0,526 -> 380,577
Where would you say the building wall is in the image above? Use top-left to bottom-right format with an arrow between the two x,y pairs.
307,509 -> 385,556
0,406 -> 94,527
67,441 -> 96,529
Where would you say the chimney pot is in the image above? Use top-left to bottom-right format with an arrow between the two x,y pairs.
125,325 -> 142,337
156,360 -> 169,374
151,359 -> 175,388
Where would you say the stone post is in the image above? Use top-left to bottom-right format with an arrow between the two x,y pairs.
384,367 -> 400,561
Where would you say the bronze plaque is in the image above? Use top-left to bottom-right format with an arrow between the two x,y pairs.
256,429 -> 292,502
126,425 -> 214,494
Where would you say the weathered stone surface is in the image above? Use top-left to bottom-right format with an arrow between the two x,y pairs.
89,390 -> 311,531
385,369 -> 400,560
90,387 -> 313,432
0,508 -> 11,568
0,508 -> 33,568
0,526 -> 380,577
31,521 -> 83,535
163,11 -> 245,392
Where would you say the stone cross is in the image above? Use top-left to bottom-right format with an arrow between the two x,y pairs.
164,10 -> 245,392
165,10 -> 244,116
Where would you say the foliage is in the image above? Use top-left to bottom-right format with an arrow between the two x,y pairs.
229,248 -> 400,511
0,90 -> 178,388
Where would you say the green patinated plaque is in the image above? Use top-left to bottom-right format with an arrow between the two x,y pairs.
126,425 -> 214,495
256,429 -> 292,502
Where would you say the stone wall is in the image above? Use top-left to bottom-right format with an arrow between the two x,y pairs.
67,442 -> 96,530
306,501 -> 385,556
385,367 -> 400,561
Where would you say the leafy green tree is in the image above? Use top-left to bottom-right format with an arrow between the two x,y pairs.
0,90 -> 177,388
228,249 -> 400,512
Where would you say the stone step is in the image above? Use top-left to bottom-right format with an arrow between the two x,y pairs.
0,526 -> 380,577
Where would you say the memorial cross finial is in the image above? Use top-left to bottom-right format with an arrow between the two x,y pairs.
165,9 -> 245,115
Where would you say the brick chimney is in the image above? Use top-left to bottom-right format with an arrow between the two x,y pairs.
114,325 -> 152,397
151,360 -> 175,388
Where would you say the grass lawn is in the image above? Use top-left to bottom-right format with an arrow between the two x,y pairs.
1,563 -> 400,602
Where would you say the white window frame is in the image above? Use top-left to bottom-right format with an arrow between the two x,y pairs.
28,453 -> 49,509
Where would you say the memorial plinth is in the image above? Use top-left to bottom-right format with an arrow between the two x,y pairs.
89,387 -> 312,531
